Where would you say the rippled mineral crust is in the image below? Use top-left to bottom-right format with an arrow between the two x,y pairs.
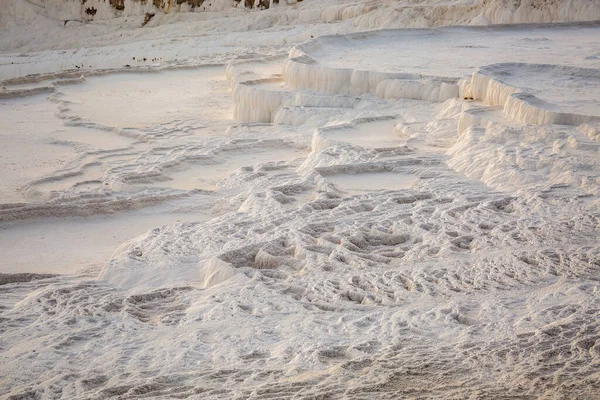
1,1 -> 600,399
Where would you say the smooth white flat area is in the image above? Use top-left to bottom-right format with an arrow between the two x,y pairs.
0,67 -> 234,204
323,119 -> 402,149
306,25 -> 600,78
479,63 -> 600,116
328,172 -> 417,193
0,197 -> 211,274
0,95 -> 80,203
60,67 -> 231,130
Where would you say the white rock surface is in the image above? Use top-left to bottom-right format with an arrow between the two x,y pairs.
1,1 -> 600,399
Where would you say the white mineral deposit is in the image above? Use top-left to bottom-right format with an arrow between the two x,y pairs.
1,0 -> 599,398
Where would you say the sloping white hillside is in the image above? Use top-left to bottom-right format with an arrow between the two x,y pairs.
1,0 -> 599,399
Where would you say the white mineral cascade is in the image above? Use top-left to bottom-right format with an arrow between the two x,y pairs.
1,0 -> 599,398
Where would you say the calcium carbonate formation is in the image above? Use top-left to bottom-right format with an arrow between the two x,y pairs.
1,1 -> 599,399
